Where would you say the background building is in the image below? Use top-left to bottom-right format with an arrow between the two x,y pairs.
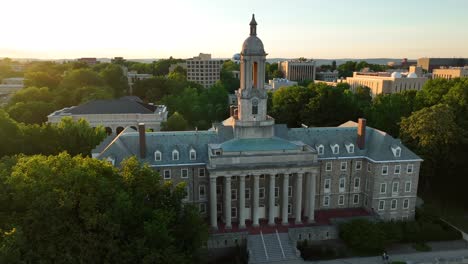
77,57 -> 98,65
186,53 -> 223,88
48,96 -> 167,135
432,67 -> 468,79
417,57 -> 468,72
316,70 -> 339,82
265,78 -> 297,90
0,77 -> 24,105
278,60 -> 316,82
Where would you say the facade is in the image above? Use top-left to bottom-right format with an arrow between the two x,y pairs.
186,53 -> 223,88
48,96 -> 167,135
0,77 -> 24,105
265,78 -> 298,90
417,57 -> 468,72
278,60 -> 316,82
94,16 -> 422,253
316,70 -> 339,82
168,62 -> 187,73
346,71 -> 427,97
77,57 -> 98,65
432,67 -> 468,79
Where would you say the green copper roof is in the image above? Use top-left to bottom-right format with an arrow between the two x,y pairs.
220,137 -> 299,152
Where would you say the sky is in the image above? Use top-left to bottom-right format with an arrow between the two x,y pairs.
2,0 -> 468,60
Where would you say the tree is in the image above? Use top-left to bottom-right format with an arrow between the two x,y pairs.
60,69 -> 104,90
7,101 -> 57,124
100,64 -> 129,97
161,112 -> 189,131
340,219 -> 386,254
0,110 -> 22,157
24,71 -> 61,90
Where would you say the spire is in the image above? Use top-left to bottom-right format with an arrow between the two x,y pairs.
249,14 -> 257,36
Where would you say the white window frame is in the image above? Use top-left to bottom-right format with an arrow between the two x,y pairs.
154,151 -> 162,161
331,144 -> 339,154
172,150 -> 179,161
392,182 -> 399,194
348,144 -> 354,153
354,177 -> 360,189
339,177 -> 346,192
199,185 -> 206,199
181,168 -> 188,178
324,178 -> 331,193
382,165 -> 388,175
378,200 -> 385,211
325,162 -> 332,172
317,145 -> 324,155
380,183 -> 387,194
403,199 -> 409,209
391,199 -> 397,210
355,161 -> 362,171
323,196 -> 330,206
163,169 -> 171,179
245,188 -> 251,200
340,161 -> 347,171
405,181 -> 411,193
394,165 -> 401,175
198,168 -> 205,177
231,189 -> 237,201
353,194 -> 359,204
189,149 -> 196,160
338,195 -> 345,205
259,187 -> 265,199
407,164 -> 414,174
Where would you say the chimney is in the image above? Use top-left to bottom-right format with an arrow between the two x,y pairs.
138,123 -> 146,158
357,118 -> 366,149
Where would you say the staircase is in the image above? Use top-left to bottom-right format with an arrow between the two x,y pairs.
247,230 -> 300,263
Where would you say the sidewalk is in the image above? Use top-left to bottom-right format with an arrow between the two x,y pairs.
312,249 -> 468,264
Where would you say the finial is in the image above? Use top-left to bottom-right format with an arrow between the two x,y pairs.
250,14 -> 257,36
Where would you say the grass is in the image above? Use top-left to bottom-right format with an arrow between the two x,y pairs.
422,199 -> 468,233
412,242 -> 432,252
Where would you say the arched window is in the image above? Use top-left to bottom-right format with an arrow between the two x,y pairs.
252,99 -> 258,115
189,149 -> 196,160
172,150 -> 179,161
154,150 -> 162,161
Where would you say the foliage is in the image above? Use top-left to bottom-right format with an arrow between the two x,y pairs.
339,219 -> 386,254
412,243 -> 431,252
161,112 -> 189,131
0,154 -> 208,263
297,240 -> 347,260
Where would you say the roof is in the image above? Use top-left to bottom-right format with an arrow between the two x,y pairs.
220,137 -> 300,152
53,97 -> 159,115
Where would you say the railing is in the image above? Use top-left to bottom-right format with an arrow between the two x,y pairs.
260,230 -> 269,261
275,229 -> 286,259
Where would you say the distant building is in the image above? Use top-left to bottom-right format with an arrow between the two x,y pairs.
417,58 -> 468,72
265,78 -> 298,90
316,70 -> 339,82
169,62 -> 187,73
0,77 -> 24,105
231,70 -> 240,79
346,71 -> 427,97
278,60 -> 316,82
432,67 -> 468,79
186,53 -> 223,88
127,70 -> 153,94
48,96 -> 168,135
77,57 -> 98,65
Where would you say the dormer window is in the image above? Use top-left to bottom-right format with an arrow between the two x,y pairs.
391,145 -> 402,158
317,145 -> 324,155
345,143 -> 354,154
172,150 -> 179,161
155,150 -> 162,161
189,149 -> 196,160
106,157 -> 115,166
252,99 -> 258,115
331,144 -> 339,154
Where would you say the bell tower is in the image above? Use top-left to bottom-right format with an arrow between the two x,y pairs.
231,14 -> 275,138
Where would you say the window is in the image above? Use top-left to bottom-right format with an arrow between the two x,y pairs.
380,183 -> 387,194
164,169 -> 171,179
378,200 -> 385,211
405,181 -> 411,192
338,195 -> 345,205
181,169 -> 188,178
252,99 -> 258,115
356,161 -> 362,170
395,148 -> 401,157
259,175 -> 265,180
274,187 -> 279,198
190,149 -> 196,160
407,164 -> 414,174
331,144 -> 339,154
259,187 -> 265,199
354,177 -> 360,189
324,179 -> 331,193
325,162 -> 332,172
154,151 -> 162,161
382,165 -> 388,175
288,204 -> 292,214
367,163 -> 371,172
317,145 -> 324,155
199,185 -> 206,198
172,150 -> 179,160
199,203 -> 206,214
231,189 -> 237,200
391,199 -> 397,210
245,188 -> 250,199
392,182 -> 399,193
323,196 -> 330,206
341,161 -> 347,171
288,186 -> 292,197
353,194 -> 359,204
231,207 -> 237,218
199,168 -> 205,177
348,144 -> 354,153
339,177 -> 346,192
216,185 -> 222,196
403,199 -> 409,209
394,165 -> 401,175
106,157 -> 115,166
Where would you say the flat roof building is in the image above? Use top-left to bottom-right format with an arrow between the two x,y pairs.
316,70 -> 339,82
186,53 -> 223,88
278,60 -> 316,82
432,67 -> 468,79
417,58 -> 468,72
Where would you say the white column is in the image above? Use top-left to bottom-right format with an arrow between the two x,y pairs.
308,172 -> 317,223
304,173 -> 310,218
224,177 -> 232,229
281,174 -> 289,225
252,174 -> 260,227
239,175 -> 246,229
295,173 -> 303,224
210,177 -> 218,229
268,174 -> 276,226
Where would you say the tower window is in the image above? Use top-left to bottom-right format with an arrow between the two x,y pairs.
252,99 -> 258,115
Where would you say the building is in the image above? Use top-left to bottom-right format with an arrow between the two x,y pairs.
265,78 -> 298,90
432,67 -> 468,79
169,62 -> 187,73
0,77 -> 24,105
77,57 -> 98,65
94,15 -> 421,260
278,60 -> 316,82
346,71 -> 427,97
126,70 -> 153,95
186,53 -> 223,88
316,70 -> 339,82
48,96 -> 167,135
417,57 -> 468,72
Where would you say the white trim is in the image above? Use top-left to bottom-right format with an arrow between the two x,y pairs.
391,199 -> 398,210
323,195 -> 330,206
199,185 -> 206,199
259,187 -> 265,199
231,189 -> 237,201
338,195 -> 345,205
324,178 -> 331,193
150,163 -> 206,167
325,161 -> 332,171
405,181 -> 412,192
382,165 -> 389,175
189,149 -> 197,160
380,183 -> 387,194
355,160 -> 362,170
407,164 -> 414,174
403,198 -> 410,209
353,194 -> 359,204
340,161 -> 347,171
394,165 -> 401,175
181,168 -> 189,178
373,195 -> 417,199
378,200 -> 385,211
163,169 -> 171,179
318,156 -> 423,163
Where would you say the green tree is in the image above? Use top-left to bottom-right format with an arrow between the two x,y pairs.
24,71 -> 61,90
100,64 -> 129,97
161,112 -> 189,131
340,219 -> 386,254
60,69 -> 104,90
7,101 -> 57,124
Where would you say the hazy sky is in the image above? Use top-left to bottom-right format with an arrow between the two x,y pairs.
2,0 -> 468,60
